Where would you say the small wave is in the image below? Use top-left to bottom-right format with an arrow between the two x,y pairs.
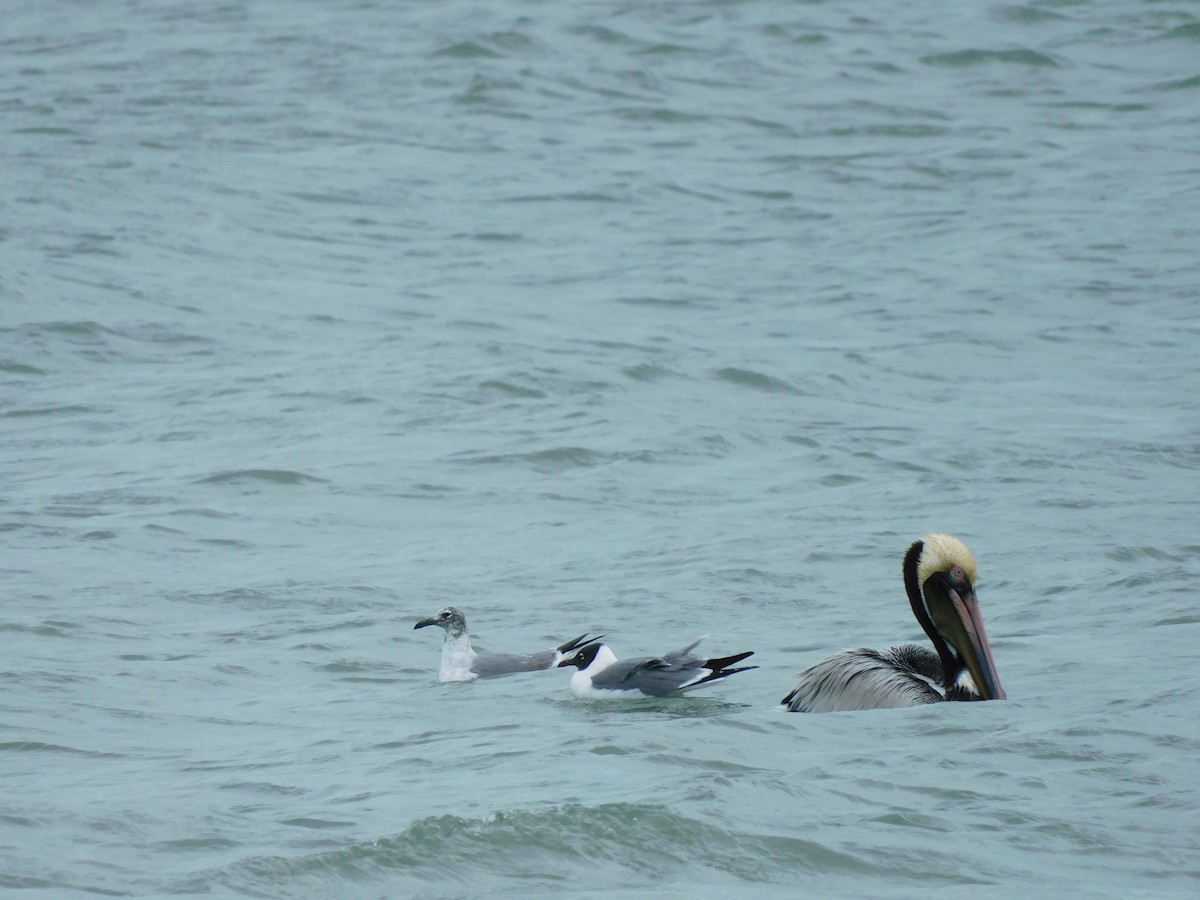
478,379 -> 546,399
622,362 -> 689,382
462,446 -> 642,473
922,48 -> 1059,68
1153,74 -> 1200,92
209,802 -> 894,895
2,404 -> 98,418
0,360 -> 46,375
1161,23 -> 1200,42
195,469 -> 329,486
714,367 -> 799,394
0,622 -> 74,638
433,40 -> 502,60
0,741 -> 124,758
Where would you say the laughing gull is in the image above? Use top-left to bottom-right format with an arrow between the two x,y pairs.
556,636 -> 757,699
414,606 -> 602,683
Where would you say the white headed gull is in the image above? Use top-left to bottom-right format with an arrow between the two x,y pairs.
414,606 -> 602,683
556,636 -> 756,698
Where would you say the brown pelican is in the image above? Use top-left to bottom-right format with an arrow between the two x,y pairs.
781,534 -> 1006,713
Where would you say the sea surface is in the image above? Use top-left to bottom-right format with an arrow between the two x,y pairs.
3,1 -> 1199,897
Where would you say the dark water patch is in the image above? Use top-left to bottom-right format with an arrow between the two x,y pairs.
569,24 -> 637,47
784,434 -> 820,447
3,404 -> 98,418
47,490 -> 170,518
281,817 -> 355,830
1104,545 -> 1183,563
197,538 -> 255,548
994,5 -> 1068,24
637,42 -> 703,57
1123,443 -> 1200,468
1152,74 -> 1200,92
195,469 -> 329,486
1161,23 -> 1200,42
156,836 -> 240,852
311,660 -> 390,674
168,507 -> 240,518
614,105 -> 709,125
869,809 -> 948,831
171,587 -> 273,609
614,295 -> 703,308
446,318 -> 505,332
1153,615 -> 1200,627
0,622 -> 74,638
0,813 -> 40,827
24,320 -> 115,341
464,231 -> 523,242
183,759 -> 289,774
433,41 -> 501,59
11,126 -> 84,139
1037,497 -> 1100,509
80,530 -> 117,540
708,567 -> 803,589
922,48 -> 1059,68
478,379 -> 546,399
460,446 -> 643,473
392,482 -> 462,498
714,367 -> 800,394
622,362 -> 689,382
0,741 -> 124,758
502,190 -> 623,203
828,123 -> 951,139
0,875 -> 55,890
290,617 -> 378,634
218,781 -> 307,796
0,360 -> 46,375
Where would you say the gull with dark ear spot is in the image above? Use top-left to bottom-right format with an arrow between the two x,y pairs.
557,636 -> 757,699
414,606 -> 602,683
781,534 -> 1006,713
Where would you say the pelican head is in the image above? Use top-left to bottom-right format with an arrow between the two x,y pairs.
904,534 -> 1006,702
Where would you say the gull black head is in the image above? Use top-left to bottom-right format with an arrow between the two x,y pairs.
557,642 -> 603,671
414,606 -> 468,638
904,533 -> 1005,702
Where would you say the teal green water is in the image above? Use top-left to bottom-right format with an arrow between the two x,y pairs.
3,1 -> 1199,897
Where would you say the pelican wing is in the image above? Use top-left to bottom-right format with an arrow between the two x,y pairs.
781,644 -> 944,713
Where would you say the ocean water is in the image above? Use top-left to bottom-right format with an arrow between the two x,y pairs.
3,0 -> 1199,897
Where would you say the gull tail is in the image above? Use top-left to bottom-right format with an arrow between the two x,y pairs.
556,633 -> 605,655
683,651 -> 758,691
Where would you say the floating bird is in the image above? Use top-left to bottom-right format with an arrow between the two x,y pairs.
557,636 -> 757,699
414,606 -> 601,683
781,534 -> 1006,713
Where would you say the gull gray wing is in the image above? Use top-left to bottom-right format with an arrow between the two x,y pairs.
586,656 -> 696,697
470,634 -> 604,678
470,650 -> 556,677
659,635 -> 707,664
